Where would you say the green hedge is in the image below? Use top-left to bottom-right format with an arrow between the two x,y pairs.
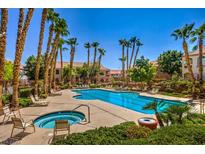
19,98 -> 31,107
19,88 -> 33,97
146,125 -> 205,145
53,121 -> 136,145
52,121 -> 205,145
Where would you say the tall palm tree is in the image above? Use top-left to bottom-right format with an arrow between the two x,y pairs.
97,48 -> 106,83
0,9 -> 8,108
98,48 -> 106,68
129,36 -> 137,69
66,38 -> 78,85
133,39 -> 143,67
171,23 -> 195,82
84,42 -> 91,66
34,8 -> 48,97
119,39 -> 126,82
125,40 -> 131,71
91,42 -> 100,83
44,9 -> 59,95
12,9 -> 34,108
58,38 -> 67,84
48,17 -> 68,92
191,23 -> 205,83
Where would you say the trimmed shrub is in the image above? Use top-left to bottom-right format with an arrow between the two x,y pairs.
19,98 -> 31,107
2,94 -> 12,104
147,125 -> 205,145
120,138 -> 148,145
60,84 -> 69,90
19,88 -> 33,97
53,121 -> 136,145
125,126 -> 152,139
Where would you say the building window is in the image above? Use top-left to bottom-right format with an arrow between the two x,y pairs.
184,58 -> 193,68
56,69 -> 59,75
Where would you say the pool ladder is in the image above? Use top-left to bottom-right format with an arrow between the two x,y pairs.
72,104 -> 91,123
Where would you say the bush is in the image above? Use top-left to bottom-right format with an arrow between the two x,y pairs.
119,138 -> 148,145
60,84 -> 69,90
147,125 -> 205,145
2,94 -> 12,104
53,121 -> 136,145
89,84 -> 101,88
125,126 -> 152,139
19,98 -> 31,107
19,88 -> 33,97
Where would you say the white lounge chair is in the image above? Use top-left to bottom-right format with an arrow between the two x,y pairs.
30,95 -> 48,106
10,117 -> 35,137
50,89 -> 62,96
2,105 -> 16,124
149,88 -> 159,94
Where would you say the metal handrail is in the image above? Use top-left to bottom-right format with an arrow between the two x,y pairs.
72,104 -> 91,123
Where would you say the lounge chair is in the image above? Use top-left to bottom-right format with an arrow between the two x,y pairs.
2,105 -> 16,124
30,94 -> 48,106
53,120 -> 70,140
149,88 -> 159,94
50,89 -> 62,96
10,117 -> 35,137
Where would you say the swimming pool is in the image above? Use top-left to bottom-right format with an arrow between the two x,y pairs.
34,111 -> 85,129
73,89 -> 185,114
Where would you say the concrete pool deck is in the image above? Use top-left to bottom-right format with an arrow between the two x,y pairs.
0,89 -> 152,145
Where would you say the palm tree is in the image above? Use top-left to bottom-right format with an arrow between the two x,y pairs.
34,8 -> 48,97
48,17 -> 68,92
125,40 -> 131,71
129,36 -> 137,69
66,38 -> 78,85
97,48 -> 105,83
84,42 -> 91,67
12,9 -> 34,108
119,39 -> 126,82
171,23 -> 195,82
44,9 -> 59,95
0,9 -> 8,108
133,39 -> 143,67
98,48 -> 106,68
143,100 -> 165,128
91,42 -> 100,83
191,23 -> 205,84
58,38 -> 68,84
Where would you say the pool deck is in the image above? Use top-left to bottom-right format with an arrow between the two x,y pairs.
0,89 -> 152,145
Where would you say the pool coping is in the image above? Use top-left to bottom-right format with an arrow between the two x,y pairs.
33,110 -> 86,129
73,88 -> 192,103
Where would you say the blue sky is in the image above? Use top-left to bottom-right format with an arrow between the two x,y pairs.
5,8 -> 205,69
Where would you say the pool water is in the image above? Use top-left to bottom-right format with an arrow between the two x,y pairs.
34,111 -> 85,129
73,89 -> 185,114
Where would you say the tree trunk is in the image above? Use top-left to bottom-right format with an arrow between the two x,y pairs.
155,111 -> 164,128
129,43 -> 135,69
198,37 -> 203,83
183,40 -> 195,82
133,46 -> 139,67
52,49 -> 58,90
12,9 -> 34,108
91,48 -> 97,83
44,24 -> 54,95
69,47 -> 75,85
122,45 -> 125,82
87,48 -> 90,84
126,47 -> 129,71
87,48 -> 90,67
60,47 -> 63,84
0,8 -> 8,108
48,32 -> 60,93
34,8 -> 48,96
